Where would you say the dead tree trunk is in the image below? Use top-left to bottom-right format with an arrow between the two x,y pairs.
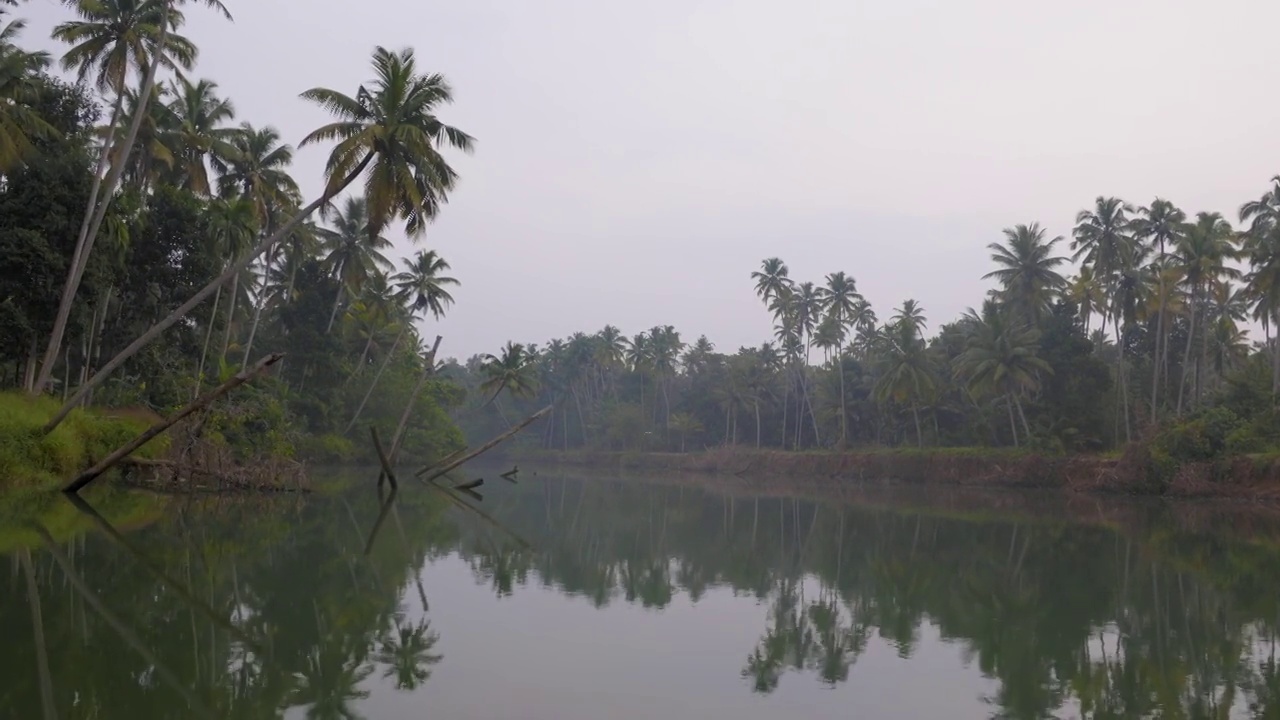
416,406 -> 553,482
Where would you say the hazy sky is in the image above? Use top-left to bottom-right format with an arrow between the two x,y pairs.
18,0 -> 1280,360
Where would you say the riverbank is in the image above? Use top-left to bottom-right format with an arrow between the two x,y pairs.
0,392 -> 166,491
528,446 -> 1280,500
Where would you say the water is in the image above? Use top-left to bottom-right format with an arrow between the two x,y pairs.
3,469 -> 1280,719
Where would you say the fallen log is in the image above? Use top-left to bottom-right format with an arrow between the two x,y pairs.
416,406 -> 552,482
454,477 -> 483,491
370,426 -> 397,489
64,353 -> 283,494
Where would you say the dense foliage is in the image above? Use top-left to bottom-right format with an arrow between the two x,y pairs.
0,1 -> 471,464
452,200 -> 1280,455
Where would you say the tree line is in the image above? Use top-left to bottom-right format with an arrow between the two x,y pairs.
452,190 -> 1280,454
0,0 -> 473,461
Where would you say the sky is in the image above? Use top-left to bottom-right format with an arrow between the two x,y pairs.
17,0 -> 1280,360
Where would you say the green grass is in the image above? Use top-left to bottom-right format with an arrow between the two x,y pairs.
0,392 -> 168,490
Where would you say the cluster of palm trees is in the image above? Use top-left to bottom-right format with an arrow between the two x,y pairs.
0,0 -> 474,442
459,185 -> 1280,453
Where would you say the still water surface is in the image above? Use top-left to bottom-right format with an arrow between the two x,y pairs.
3,468 -> 1280,719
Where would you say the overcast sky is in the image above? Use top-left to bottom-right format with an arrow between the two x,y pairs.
18,0 -> 1280,360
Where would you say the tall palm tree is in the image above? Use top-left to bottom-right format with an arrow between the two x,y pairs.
299,46 -> 475,239
1240,178 -> 1280,401
48,46 -> 475,431
752,257 -> 793,319
1131,198 -> 1186,423
891,299 -> 928,337
480,342 -> 540,406
873,317 -> 934,447
319,196 -> 393,331
954,301 -> 1052,446
393,249 -> 458,320
1175,212 -> 1239,413
198,195 -> 257,387
817,271 -> 861,446
34,0 -> 207,394
1072,196 -> 1136,440
1067,266 -> 1105,333
0,17 -> 53,172
164,74 -> 236,195
217,123 -> 300,225
983,223 -> 1067,323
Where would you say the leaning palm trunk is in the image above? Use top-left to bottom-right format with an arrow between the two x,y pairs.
43,154 -> 375,435
344,324 -> 408,434
220,272 -> 239,362
240,247 -> 273,365
1014,394 -> 1032,441
33,8 -> 173,394
1005,395 -> 1019,447
325,260 -> 347,332
193,285 -> 221,400
1177,288 -> 1198,416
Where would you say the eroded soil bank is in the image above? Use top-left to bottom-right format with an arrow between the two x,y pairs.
529,447 -> 1280,501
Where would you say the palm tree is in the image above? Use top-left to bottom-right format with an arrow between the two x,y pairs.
954,301 -> 1052,446
480,342 -> 540,406
983,223 -> 1067,323
874,309 -> 935,447
668,412 -> 704,452
817,271 -> 861,446
1068,266 -> 1105,333
47,46 -> 475,431
1131,199 -> 1186,423
393,249 -> 458,320
217,123 -> 300,225
164,75 -> 236,195
299,46 -> 475,239
1072,196 -> 1136,440
34,0 -> 209,394
1175,212 -> 1239,413
197,195 -> 257,388
0,18 -> 52,172
319,196 -> 393,331
1240,178 -> 1280,401
752,257 -> 793,318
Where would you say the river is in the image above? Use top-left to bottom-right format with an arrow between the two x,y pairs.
2,466 -> 1278,719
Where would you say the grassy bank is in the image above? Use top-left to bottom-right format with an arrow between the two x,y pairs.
0,392 -> 167,490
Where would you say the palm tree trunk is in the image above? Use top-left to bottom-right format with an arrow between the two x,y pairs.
45,152 -> 376,434
801,367 -> 821,447
194,285 -> 221,400
1006,395 -> 1019,447
1177,289 -> 1198,416
220,271 -> 239,363
1152,279 -> 1166,426
241,247 -> 273,365
572,385 -> 588,447
911,403 -> 923,447
346,334 -> 376,386
755,397 -> 762,448
1271,318 -> 1279,405
779,379 -> 789,451
1198,310 -> 1210,409
325,260 -> 346,333
837,343 -> 848,447
32,10 -> 172,394
387,336 -> 442,463
1113,312 -> 1131,443
344,324 -> 407,434
1014,394 -> 1032,442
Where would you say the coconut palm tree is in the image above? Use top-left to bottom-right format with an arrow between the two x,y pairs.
300,46 -> 475,239
1174,211 -> 1239,413
1131,198 -> 1186,423
34,0 -> 212,394
817,271 -> 861,445
217,123 -> 300,225
393,249 -> 457,321
164,74 -> 236,195
954,301 -> 1052,446
874,311 -> 935,447
753,257 -> 793,318
480,342 -> 540,406
891,299 -> 927,337
318,196 -> 393,331
0,18 -> 52,172
1240,179 -> 1280,401
47,46 -> 475,432
197,195 -> 257,388
983,223 -> 1067,323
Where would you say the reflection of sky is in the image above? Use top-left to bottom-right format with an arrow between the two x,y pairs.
346,558 -> 997,720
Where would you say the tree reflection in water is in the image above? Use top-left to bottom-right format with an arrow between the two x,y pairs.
3,474 -> 1280,719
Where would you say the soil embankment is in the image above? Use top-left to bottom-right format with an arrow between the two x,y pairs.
531,447 -> 1280,501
